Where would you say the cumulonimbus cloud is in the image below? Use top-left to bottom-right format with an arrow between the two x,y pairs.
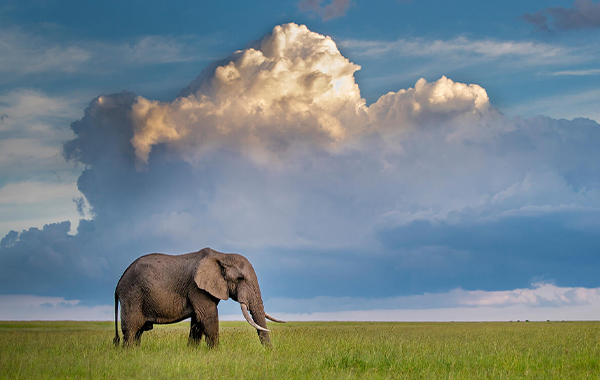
55,23 -> 599,257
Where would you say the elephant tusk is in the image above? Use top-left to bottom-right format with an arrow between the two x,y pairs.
240,304 -> 270,332
265,312 -> 286,323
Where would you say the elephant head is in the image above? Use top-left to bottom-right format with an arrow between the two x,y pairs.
194,250 -> 284,346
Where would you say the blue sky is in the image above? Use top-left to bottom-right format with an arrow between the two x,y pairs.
1,0 -> 600,321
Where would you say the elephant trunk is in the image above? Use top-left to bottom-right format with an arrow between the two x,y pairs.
249,299 -> 271,347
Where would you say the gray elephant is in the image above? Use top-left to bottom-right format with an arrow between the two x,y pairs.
113,247 -> 285,347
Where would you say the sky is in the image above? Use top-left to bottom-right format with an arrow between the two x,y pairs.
0,0 -> 600,321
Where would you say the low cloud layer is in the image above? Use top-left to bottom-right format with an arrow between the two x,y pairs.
1,24 -> 600,314
264,303 -> 600,322
0,295 -> 112,321
524,0 -> 600,32
266,283 -> 600,314
3,283 -> 599,321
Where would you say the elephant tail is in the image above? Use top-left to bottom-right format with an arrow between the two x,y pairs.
113,292 -> 120,347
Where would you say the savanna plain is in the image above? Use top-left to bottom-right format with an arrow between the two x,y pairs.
1,320 -> 599,379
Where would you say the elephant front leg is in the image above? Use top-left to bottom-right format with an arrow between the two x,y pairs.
196,303 -> 219,348
189,289 -> 220,348
188,315 -> 204,346
203,315 -> 219,348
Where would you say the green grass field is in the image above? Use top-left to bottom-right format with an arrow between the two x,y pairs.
1,321 -> 599,379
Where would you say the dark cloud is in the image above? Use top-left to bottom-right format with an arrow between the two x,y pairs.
524,0 -> 600,31
258,213 -> 600,302
298,0 -> 352,21
0,221 -> 102,299
62,91 -> 137,169
0,230 -> 18,248
523,11 -> 550,33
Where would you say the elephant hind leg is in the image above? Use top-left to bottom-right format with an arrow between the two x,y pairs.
122,325 -> 142,346
121,309 -> 146,347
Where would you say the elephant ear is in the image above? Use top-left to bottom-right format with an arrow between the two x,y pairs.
194,254 -> 229,300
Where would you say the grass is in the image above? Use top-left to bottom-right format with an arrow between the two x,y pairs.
1,321 -> 600,379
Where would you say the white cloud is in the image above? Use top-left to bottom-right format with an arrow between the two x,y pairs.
552,68 -> 600,76
0,295 -> 112,321
92,35 -> 218,68
457,282 -> 599,307
0,29 -> 90,75
120,35 -> 213,65
368,76 -> 489,131
0,28 -> 214,78
0,217 -> 80,239
0,89 -> 81,134
0,181 -> 89,237
130,23 -> 367,166
339,36 -> 574,65
0,181 -> 81,205
0,138 -> 60,165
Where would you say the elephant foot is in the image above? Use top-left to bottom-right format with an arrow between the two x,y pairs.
188,337 -> 201,347
205,336 -> 219,349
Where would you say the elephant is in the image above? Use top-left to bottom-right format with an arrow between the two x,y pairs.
113,247 -> 285,348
